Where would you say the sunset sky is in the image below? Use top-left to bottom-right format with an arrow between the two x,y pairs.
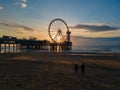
0,0 -> 120,46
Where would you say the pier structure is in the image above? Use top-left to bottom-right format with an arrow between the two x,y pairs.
0,36 -> 18,53
0,35 -> 72,53
19,40 -> 49,50
0,36 -> 50,53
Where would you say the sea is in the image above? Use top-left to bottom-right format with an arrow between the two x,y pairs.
72,45 -> 120,53
0,45 -> 120,53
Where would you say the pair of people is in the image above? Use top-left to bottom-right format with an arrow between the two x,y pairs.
74,63 -> 85,75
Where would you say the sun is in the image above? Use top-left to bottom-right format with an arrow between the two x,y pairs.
57,36 -> 61,42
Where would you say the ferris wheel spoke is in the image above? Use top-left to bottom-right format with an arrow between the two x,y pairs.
50,29 -> 57,31
60,22 -> 65,28
52,23 -> 59,30
51,25 -> 57,30
50,30 -> 57,32
50,31 -> 56,33
51,33 -> 56,35
51,29 -> 57,32
57,21 -> 62,29
60,23 -> 64,27
60,22 -> 64,27
53,33 -> 58,40
60,33 -> 65,41
51,26 -> 57,30
60,27 -> 67,30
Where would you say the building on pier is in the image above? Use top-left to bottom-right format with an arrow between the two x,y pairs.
0,36 -> 50,53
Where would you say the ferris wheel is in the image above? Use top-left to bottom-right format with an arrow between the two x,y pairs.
48,18 -> 69,43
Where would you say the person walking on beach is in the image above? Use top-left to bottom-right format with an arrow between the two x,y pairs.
45,51 -> 47,56
74,64 -> 79,74
81,62 -> 85,75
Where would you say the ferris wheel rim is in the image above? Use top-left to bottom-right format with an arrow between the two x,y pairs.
48,18 -> 69,43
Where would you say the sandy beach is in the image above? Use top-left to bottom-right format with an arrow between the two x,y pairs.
0,52 -> 120,90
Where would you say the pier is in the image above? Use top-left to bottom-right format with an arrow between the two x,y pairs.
0,35 -> 72,53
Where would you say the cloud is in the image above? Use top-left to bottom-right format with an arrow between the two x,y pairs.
15,0 -> 28,8
0,20 -> 34,31
14,2 -> 19,5
0,6 -> 3,10
21,0 -> 27,8
21,3 -> 27,8
72,35 -> 120,40
70,24 -> 119,32
71,36 -> 120,46
22,0 -> 27,2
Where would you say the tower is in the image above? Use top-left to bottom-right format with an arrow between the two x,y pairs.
66,30 -> 71,42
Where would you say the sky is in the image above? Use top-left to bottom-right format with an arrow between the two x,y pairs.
0,0 -> 120,46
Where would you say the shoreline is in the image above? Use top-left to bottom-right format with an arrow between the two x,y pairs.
1,50 -> 120,56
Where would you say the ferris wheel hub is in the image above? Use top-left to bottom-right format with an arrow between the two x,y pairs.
58,30 -> 61,33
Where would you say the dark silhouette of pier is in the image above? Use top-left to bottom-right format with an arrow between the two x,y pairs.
0,36 -> 72,53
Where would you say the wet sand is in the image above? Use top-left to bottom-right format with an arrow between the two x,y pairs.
0,52 -> 120,90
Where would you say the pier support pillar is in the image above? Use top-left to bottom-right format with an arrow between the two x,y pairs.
4,43 -> 6,53
8,43 -> 10,53
0,43 -> 1,53
13,44 -> 15,52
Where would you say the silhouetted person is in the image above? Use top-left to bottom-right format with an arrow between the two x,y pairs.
114,54 -> 117,58
74,64 -> 79,74
81,62 -> 85,75
45,52 -> 47,56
